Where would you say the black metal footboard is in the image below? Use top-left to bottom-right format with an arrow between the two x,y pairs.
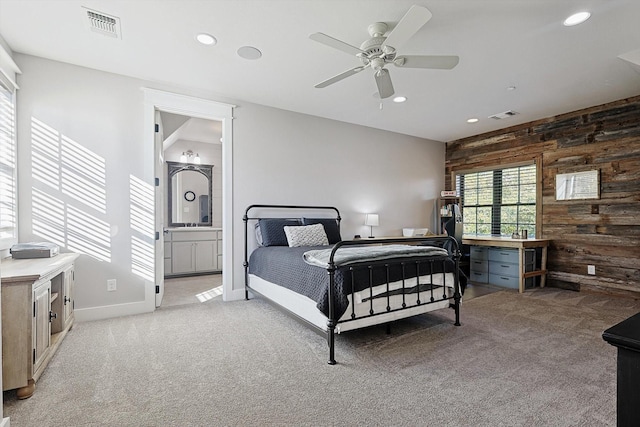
325,237 -> 461,364
243,204 -> 462,365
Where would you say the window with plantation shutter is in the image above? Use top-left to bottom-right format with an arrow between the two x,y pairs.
455,163 -> 537,238
0,80 -> 17,245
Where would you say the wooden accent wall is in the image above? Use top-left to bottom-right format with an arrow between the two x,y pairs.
446,95 -> 640,297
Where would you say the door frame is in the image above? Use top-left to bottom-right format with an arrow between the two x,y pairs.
143,88 -> 234,311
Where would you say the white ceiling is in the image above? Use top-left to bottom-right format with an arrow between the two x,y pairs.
2,0 -> 640,142
159,112 -> 221,149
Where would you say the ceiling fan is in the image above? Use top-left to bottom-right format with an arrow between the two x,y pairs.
310,5 -> 459,99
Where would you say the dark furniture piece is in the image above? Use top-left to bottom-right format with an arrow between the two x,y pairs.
602,312 -> 640,427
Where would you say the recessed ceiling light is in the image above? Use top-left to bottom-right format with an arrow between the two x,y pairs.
237,46 -> 262,60
467,118 -> 479,123
506,85 -> 516,91
196,33 -> 217,45
563,11 -> 591,26
393,96 -> 407,103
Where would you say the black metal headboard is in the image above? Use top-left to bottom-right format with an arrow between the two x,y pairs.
243,204 -> 342,298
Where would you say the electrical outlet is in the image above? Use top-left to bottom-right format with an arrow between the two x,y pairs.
107,279 -> 117,291
587,265 -> 596,275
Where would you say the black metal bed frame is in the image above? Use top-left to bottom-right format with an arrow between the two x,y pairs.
243,204 -> 462,365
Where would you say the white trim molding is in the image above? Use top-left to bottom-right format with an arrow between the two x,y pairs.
142,88 -> 235,310
74,300 -> 150,323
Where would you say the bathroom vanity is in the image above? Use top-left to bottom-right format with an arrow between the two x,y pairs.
164,228 -> 222,276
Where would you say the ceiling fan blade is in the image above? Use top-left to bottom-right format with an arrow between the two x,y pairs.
374,69 -> 395,99
315,66 -> 367,88
309,32 -> 364,56
382,5 -> 433,51
394,55 -> 460,70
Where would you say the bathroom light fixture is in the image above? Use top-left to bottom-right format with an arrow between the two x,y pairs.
196,33 -> 217,45
180,150 -> 200,164
563,11 -> 591,26
364,213 -> 379,238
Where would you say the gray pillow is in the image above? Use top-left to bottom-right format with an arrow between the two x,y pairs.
258,218 -> 301,246
302,218 -> 341,244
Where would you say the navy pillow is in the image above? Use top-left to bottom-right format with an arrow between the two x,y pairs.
302,218 -> 341,244
258,219 -> 301,246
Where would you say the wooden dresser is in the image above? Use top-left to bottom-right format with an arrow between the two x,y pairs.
1,253 -> 78,399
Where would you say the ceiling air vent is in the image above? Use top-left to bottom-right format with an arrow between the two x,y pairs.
488,110 -> 519,120
83,7 -> 121,38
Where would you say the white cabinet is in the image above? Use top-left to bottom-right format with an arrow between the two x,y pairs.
32,281 -> 51,373
1,253 -> 78,399
165,229 -> 222,276
171,241 -> 216,273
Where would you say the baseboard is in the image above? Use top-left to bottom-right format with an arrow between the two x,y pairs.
74,300 -> 153,322
1,416 -> 10,427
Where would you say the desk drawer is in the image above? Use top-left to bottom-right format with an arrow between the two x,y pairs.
469,270 -> 488,284
488,248 -> 535,264
489,273 -> 534,289
470,246 -> 488,260
489,261 -> 535,278
470,259 -> 488,273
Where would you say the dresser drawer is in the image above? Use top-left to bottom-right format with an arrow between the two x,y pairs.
469,270 -> 488,284
488,248 -> 535,264
470,259 -> 488,273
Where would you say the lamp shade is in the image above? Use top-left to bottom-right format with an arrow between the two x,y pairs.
364,213 -> 379,227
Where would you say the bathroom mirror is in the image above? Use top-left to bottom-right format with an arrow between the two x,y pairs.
167,161 -> 213,227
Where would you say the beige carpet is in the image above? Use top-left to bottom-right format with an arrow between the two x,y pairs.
4,287 -> 640,426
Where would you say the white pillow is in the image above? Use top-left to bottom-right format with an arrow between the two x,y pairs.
283,223 -> 329,247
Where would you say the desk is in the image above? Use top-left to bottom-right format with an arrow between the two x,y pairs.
462,236 -> 550,293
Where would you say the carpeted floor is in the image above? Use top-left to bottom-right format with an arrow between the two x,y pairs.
3,287 -> 639,426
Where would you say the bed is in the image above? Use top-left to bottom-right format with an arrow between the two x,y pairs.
243,204 -> 464,364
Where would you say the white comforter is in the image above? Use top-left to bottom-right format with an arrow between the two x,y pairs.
302,244 -> 449,268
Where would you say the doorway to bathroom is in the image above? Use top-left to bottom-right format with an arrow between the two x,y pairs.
158,111 -> 224,308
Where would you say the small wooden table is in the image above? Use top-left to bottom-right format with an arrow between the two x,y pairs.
462,236 -> 550,293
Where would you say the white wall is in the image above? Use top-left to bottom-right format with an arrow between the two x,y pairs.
15,54 -> 153,310
14,53 -> 445,315
231,103 -> 445,291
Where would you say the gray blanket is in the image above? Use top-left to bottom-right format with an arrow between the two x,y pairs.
303,244 -> 449,268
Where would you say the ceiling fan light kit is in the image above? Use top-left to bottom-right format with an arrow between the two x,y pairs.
310,5 -> 459,99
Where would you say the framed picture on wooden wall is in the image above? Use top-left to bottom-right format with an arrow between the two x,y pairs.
555,169 -> 600,200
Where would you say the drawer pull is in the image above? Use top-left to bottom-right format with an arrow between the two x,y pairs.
49,311 -> 57,322
501,264 -> 510,268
